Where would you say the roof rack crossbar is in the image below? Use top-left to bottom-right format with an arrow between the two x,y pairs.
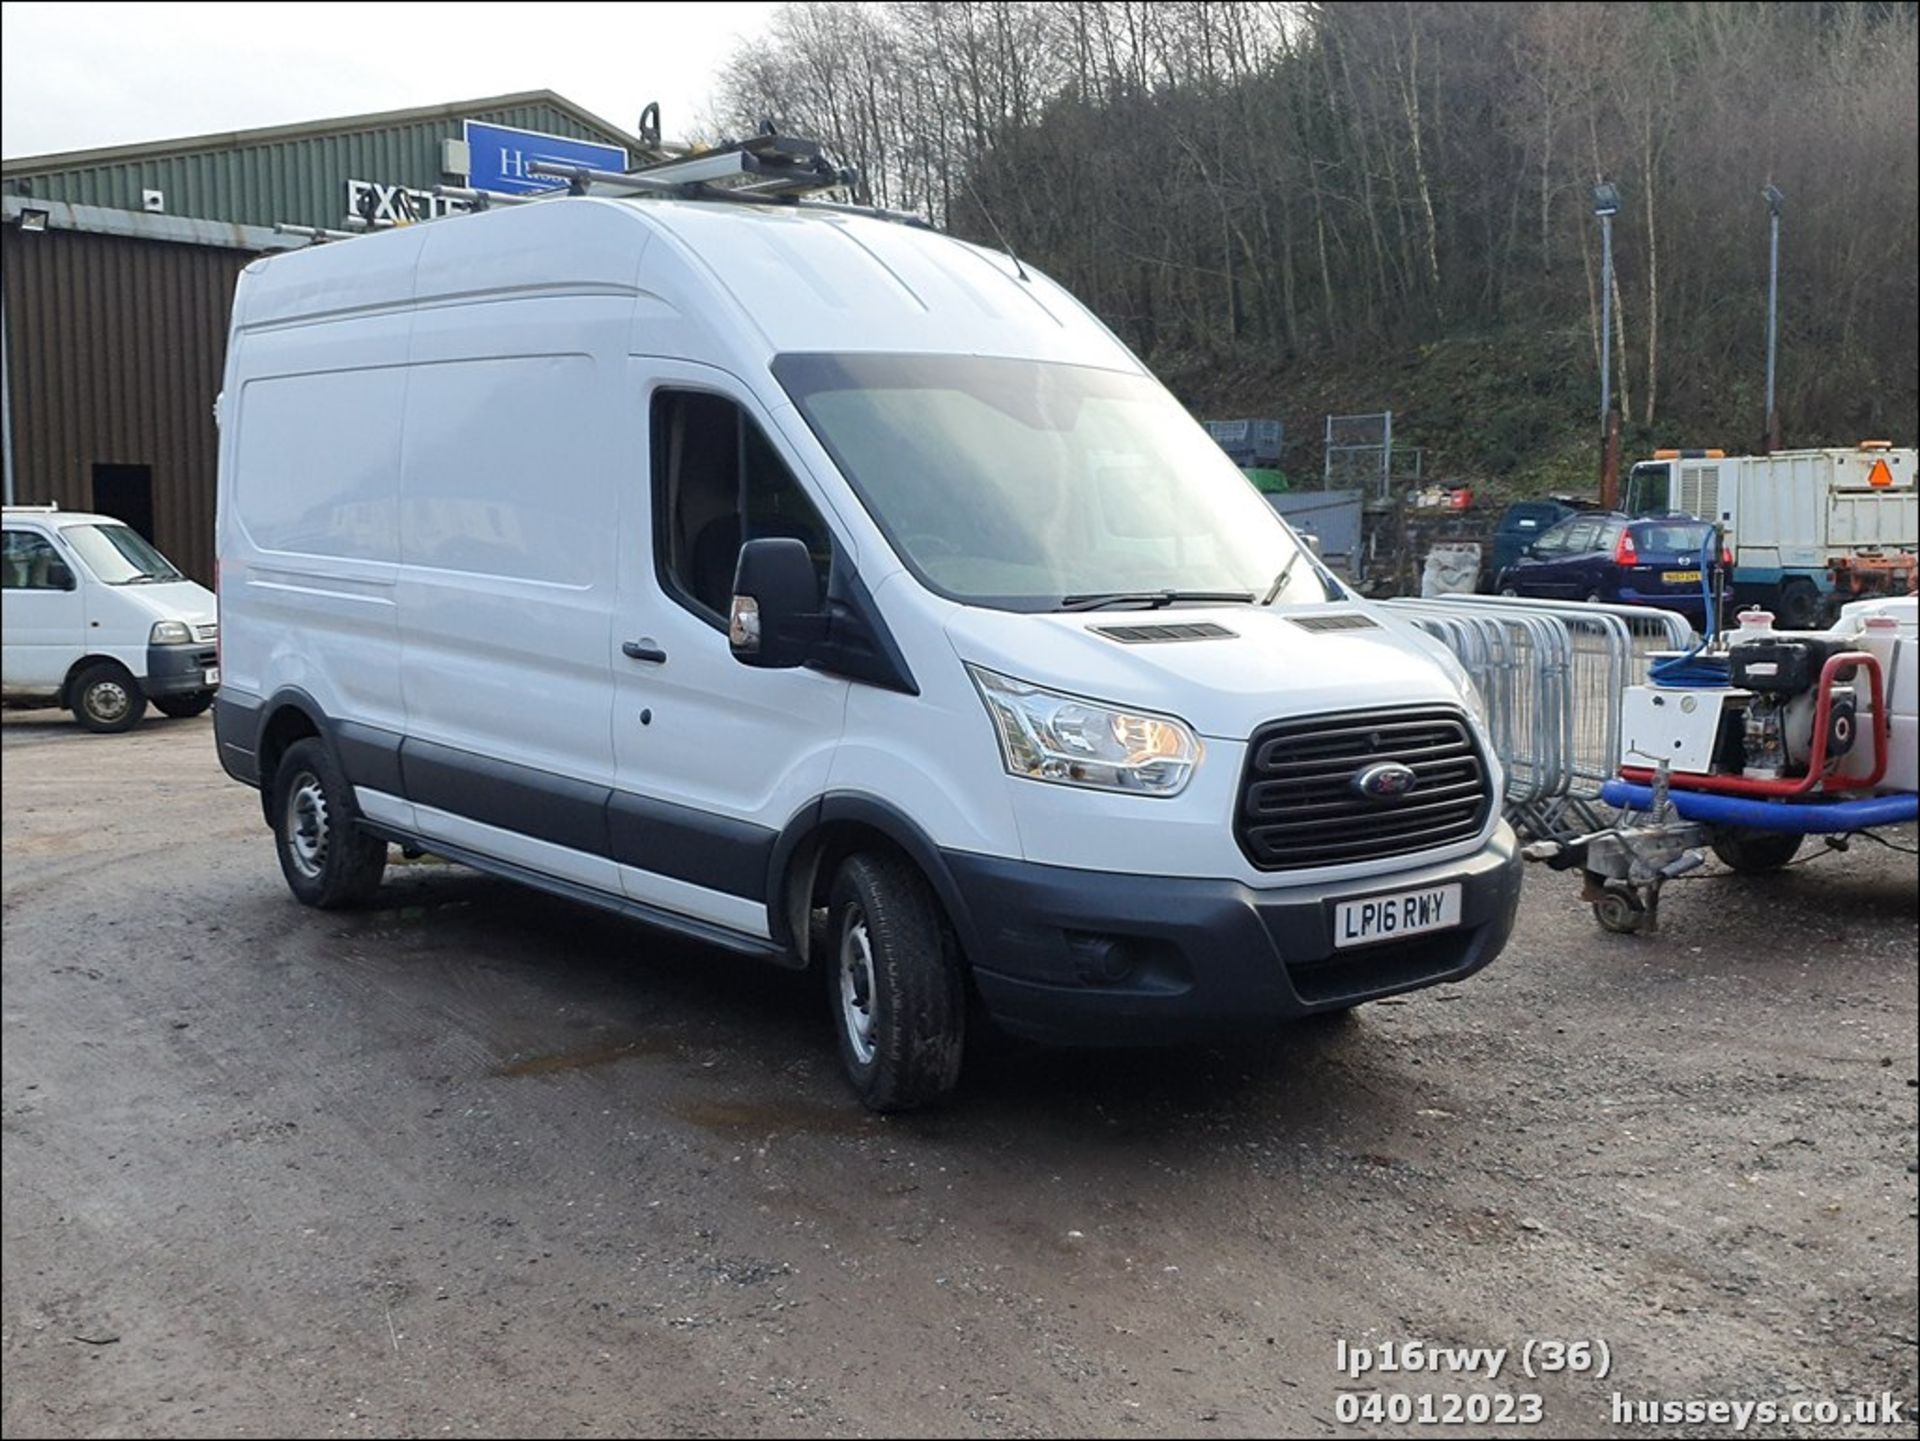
522,161 -> 930,228
434,186 -> 539,208
527,162 -> 685,196
275,221 -> 359,242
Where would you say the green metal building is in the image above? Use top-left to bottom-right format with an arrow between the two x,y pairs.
2,92 -> 643,581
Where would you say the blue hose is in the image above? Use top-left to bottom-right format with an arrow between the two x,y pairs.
1600,780 -> 1918,833
1647,526 -> 1727,687
1647,651 -> 1731,687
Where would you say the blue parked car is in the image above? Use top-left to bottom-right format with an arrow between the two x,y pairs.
1486,497 -> 1601,584
1495,512 -> 1727,622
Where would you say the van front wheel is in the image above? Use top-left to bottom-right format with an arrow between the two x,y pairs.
827,852 -> 965,1112
273,737 -> 387,908
70,661 -> 145,733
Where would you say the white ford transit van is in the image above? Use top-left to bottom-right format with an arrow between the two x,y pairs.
3,506 -> 219,732
214,193 -> 1521,1109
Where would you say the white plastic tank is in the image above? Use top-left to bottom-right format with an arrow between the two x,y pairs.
1835,592 -> 1918,637
1831,602 -> 1917,793
1728,608 -> 1776,647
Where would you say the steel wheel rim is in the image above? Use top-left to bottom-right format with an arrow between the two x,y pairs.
839,906 -> 878,1067
86,680 -> 130,724
285,772 -> 329,880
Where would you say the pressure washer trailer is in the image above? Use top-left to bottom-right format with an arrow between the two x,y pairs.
1528,592 -> 1916,933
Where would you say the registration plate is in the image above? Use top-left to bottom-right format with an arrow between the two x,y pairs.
1334,883 -> 1462,949
203,667 -> 220,687
1661,570 -> 1701,584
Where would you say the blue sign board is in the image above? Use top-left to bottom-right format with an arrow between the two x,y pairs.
463,120 -> 629,196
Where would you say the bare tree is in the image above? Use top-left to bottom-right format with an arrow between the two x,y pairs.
710,1 -> 1919,458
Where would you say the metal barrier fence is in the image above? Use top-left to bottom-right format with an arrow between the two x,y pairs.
1380,596 -> 1695,838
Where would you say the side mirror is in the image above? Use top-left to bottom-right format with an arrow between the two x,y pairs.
45,560 -> 76,590
730,537 -> 826,669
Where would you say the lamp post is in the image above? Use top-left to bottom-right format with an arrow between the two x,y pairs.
1592,181 -> 1622,507
1762,183 -> 1784,453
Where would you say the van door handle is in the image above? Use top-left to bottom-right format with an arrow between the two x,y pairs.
621,640 -> 668,664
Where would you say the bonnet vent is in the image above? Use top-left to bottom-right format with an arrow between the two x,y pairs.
1091,622 -> 1237,644
1289,613 -> 1379,633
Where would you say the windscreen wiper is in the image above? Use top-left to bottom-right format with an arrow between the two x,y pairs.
1260,548 -> 1343,605
1260,551 -> 1303,605
1057,589 -> 1253,612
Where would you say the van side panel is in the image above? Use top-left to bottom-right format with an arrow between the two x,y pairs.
223,313 -> 412,738
393,297 -> 632,844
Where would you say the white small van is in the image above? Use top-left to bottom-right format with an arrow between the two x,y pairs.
2,506 -> 219,732
213,192 -> 1521,1108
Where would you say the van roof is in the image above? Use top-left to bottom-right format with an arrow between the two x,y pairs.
233,196 -> 1139,374
3,507 -> 122,527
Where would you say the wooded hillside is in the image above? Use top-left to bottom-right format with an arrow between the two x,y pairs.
713,2 -> 1918,491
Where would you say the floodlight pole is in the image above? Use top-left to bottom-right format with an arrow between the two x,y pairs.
1593,182 -> 1621,508
1762,184 -> 1784,454
1598,210 -> 1614,427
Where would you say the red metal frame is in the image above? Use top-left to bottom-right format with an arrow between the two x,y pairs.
1620,650 -> 1887,797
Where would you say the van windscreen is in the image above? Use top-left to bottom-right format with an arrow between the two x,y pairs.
59,524 -> 183,585
773,353 -> 1326,612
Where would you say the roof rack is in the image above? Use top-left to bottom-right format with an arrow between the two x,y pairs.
615,130 -> 854,198
277,128 -> 931,246
513,161 -> 931,228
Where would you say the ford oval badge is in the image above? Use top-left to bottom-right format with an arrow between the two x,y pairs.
1354,761 -> 1417,800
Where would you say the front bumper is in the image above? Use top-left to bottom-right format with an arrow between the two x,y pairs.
144,641 -> 219,697
951,823 -> 1523,1045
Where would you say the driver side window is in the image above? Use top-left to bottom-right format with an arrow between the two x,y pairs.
651,390 -> 833,627
2,530 -> 68,589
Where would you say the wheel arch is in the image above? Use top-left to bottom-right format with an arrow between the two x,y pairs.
255,688 -> 328,826
59,654 -> 138,708
768,794 -> 980,968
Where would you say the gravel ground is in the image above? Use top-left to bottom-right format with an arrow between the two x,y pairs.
3,709 -> 1916,1439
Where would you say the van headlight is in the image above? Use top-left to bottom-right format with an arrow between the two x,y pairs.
1459,671 -> 1489,726
967,665 -> 1201,796
150,620 -> 193,645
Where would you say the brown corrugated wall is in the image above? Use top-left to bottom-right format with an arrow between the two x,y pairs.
2,227 -> 247,583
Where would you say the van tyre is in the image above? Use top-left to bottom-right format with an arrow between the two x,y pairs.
70,661 -> 145,733
273,737 -> 387,909
827,852 -> 965,1112
1709,828 -> 1802,874
1775,579 -> 1820,630
153,692 -> 214,720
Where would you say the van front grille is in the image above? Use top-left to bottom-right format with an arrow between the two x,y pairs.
1235,706 -> 1491,871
